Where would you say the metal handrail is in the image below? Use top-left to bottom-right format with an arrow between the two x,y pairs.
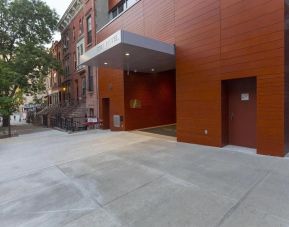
50,115 -> 87,132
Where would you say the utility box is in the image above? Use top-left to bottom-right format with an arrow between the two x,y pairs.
113,115 -> 121,128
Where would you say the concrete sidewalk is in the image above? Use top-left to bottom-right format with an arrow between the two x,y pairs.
0,128 -> 289,226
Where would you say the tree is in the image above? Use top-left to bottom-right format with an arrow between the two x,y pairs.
0,0 -> 59,135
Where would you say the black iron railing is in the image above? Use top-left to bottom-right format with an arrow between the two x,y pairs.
50,115 -> 87,132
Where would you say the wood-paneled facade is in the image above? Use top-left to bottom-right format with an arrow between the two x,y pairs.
58,0 -> 288,156
175,0 -> 285,156
97,0 -> 176,132
98,0 -> 287,156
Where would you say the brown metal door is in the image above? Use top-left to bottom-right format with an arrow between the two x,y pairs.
228,77 -> 256,148
75,80 -> 79,101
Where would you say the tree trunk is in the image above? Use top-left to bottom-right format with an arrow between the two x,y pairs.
2,116 -> 9,127
8,117 -> 11,137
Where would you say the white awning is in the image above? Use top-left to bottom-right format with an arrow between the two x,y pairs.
80,30 -> 175,73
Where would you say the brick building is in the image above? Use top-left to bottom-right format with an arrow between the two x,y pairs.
46,41 -> 62,106
49,0 -> 289,157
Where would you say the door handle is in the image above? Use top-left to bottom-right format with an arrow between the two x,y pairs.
230,112 -> 234,120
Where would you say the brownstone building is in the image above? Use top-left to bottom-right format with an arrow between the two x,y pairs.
57,0 -> 97,107
46,41 -> 62,106
51,0 -> 289,157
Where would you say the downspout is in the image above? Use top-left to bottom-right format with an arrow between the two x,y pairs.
93,0 -> 100,119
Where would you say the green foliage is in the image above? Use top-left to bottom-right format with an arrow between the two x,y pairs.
0,90 -> 23,116
0,0 -> 60,118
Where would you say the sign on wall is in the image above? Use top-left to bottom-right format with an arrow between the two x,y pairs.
241,93 -> 250,101
87,118 -> 98,123
80,30 -> 122,65
113,115 -> 121,127
130,99 -> 142,109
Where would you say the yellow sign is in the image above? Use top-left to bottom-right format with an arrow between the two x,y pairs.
130,99 -> 142,109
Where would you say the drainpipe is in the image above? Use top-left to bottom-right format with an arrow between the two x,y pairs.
92,0 -> 100,119
96,67 -> 100,119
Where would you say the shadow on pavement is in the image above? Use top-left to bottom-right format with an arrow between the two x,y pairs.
0,124 -> 50,138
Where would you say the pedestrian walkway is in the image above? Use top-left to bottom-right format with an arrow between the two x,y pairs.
0,127 -> 289,226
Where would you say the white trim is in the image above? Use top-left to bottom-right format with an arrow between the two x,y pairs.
57,0 -> 83,32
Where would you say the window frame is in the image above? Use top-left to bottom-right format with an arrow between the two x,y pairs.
86,15 -> 92,44
88,66 -> 94,92
82,77 -> 86,96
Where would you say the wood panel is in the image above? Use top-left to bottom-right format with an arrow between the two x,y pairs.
175,0 -> 221,147
97,0 -> 176,131
97,0 -> 286,156
97,0 -> 175,43
285,1 -> 289,155
175,0 -> 285,156
98,68 -> 125,131
109,0 -> 121,11
124,71 -> 176,130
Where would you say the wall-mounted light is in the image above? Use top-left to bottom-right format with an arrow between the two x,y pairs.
62,87 -> 66,92
151,68 -> 155,72
125,52 -> 130,56
104,62 -> 108,65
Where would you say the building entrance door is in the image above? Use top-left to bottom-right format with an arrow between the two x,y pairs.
75,80 -> 79,102
222,77 -> 256,148
102,98 -> 110,129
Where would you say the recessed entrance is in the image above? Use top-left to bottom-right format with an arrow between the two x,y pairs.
75,80 -> 79,101
222,77 -> 257,148
139,124 -> 176,137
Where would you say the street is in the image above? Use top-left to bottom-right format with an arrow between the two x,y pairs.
0,127 -> 289,226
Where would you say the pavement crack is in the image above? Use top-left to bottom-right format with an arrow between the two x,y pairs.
215,170 -> 271,227
55,165 -> 104,209
102,174 -> 166,207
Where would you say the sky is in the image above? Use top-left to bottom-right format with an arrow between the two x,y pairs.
45,0 -> 72,41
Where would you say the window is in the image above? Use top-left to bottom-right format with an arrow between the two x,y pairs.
76,38 -> 85,70
89,108 -> 94,117
109,0 -> 137,20
73,26 -> 75,40
53,72 -> 57,85
82,77 -> 86,96
79,18 -> 83,35
64,57 -> 70,77
127,0 -> 136,8
74,52 -> 77,70
80,43 -> 83,54
88,66 -> 93,91
111,8 -> 117,18
118,3 -> 124,14
77,46 -> 81,64
63,33 -> 69,51
87,16 -> 92,44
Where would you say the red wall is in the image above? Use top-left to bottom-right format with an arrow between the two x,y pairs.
109,0 -> 121,10
175,0 -> 285,156
97,0 -> 175,44
96,0 -> 286,156
98,68 -> 125,131
124,71 -> 176,130
97,0 -> 176,131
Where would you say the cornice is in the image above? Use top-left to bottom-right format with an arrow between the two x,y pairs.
57,0 -> 84,33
